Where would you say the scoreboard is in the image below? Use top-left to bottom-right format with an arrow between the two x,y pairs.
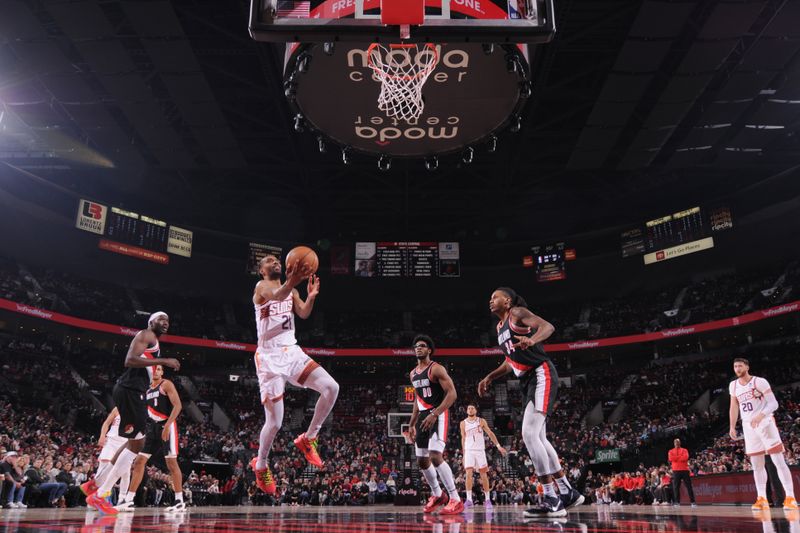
644,207 -> 705,252
620,205 -> 733,264
76,199 -> 193,263
354,242 -> 460,278
532,242 -> 566,282
105,207 -> 169,252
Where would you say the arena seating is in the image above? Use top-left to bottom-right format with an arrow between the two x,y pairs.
2,252 -> 800,508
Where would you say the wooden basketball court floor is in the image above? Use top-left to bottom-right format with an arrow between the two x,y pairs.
0,504 -> 798,532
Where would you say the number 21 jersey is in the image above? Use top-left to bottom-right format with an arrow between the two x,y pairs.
255,292 -> 297,349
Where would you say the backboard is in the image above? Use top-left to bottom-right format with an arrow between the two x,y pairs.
249,0 -> 555,43
284,41 -> 532,158
388,412 -> 413,438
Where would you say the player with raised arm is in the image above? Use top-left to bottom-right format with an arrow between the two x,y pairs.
116,365 -> 185,512
729,357 -> 798,511
408,334 -> 463,515
478,288 -> 582,517
460,404 -> 507,509
84,312 -> 180,515
250,254 -> 339,495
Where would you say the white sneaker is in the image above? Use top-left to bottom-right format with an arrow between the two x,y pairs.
16,503 -> 27,509
8,502 -> 20,509
166,501 -> 186,512
115,501 -> 135,512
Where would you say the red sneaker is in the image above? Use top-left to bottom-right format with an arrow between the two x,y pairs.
439,498 -> 465,515
250,457 -> 277,495
86,493 -> 118,515
423,493 -> 449,513
80,479 -> 98,496
293,433 -> 324,468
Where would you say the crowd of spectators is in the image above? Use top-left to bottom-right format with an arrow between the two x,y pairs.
1,251 -> 800,509
0,398 -> 96,509
3,338 -> 800,509
1,255 -> 794,347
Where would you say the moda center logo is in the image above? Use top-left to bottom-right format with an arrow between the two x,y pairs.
347,46 -> 469,144
290,42 -> 526,156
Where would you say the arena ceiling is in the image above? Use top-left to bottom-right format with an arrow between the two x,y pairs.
1,0 -> 799,242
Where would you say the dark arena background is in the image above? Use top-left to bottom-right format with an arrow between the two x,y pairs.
1,0 -> 800,532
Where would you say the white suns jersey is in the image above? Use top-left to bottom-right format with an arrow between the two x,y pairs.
255,292 -> 297,349
107,415 -> 121,439
464,417 -> 486,451
729,376 -> 772,423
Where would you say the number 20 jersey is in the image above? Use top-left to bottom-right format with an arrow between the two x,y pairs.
255,292 -> 297,349
729,376 -> 772,423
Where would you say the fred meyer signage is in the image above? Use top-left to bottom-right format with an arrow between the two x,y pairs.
593,449 -> 621,463
644,237 -> 714,265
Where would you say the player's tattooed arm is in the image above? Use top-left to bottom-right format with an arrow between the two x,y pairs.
510,307 -> 555,349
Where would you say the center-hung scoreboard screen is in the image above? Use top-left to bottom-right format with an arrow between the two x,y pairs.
354,242 -> 460,277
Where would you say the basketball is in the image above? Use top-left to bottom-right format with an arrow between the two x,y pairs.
285,245 -> 319,275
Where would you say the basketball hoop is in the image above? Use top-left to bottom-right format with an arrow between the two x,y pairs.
367,43 -> 439,122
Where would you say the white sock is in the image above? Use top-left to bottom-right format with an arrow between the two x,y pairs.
752,455 -> 768,498
435,462 -> 460,501
484,491 -> 491,502
97,449 -> 137,496
770,453 -> 796,499
303,368 -> 339,440
555,475 -> 572,495
124,491 -> 135,503
421,465 -> 442,497
466,490 -> 473,502
257,401 -> 284,470
542,482 -> 557,498
119,468 -> 131,499
175,492 -> 183,503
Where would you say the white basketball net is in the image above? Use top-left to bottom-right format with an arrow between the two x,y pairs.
367,43 -> 439,121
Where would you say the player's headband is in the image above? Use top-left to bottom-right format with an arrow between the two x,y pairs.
148,311 -> 168,326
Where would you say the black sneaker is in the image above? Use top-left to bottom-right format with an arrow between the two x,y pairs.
560,488 -> 585,510
523,495 -> 567,517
